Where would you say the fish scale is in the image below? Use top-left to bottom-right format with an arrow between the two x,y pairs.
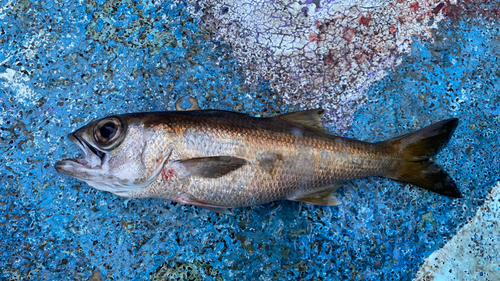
127,112 -> 397,207
55,108 -> 462,213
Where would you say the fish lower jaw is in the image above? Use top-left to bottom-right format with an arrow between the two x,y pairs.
56,157 -> 101,170
55,159 -> 82,175
72,158 -> 88,166
85,181 -> 118,193
85,180 -> 144,197
54,158 -> 107,183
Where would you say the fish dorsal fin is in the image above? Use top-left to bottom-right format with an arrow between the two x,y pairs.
177,156 -> 247,178
274,109 -> 328,133
290,184 -> 342,206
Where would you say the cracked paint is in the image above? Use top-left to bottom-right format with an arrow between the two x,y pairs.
194,0 -> 451,129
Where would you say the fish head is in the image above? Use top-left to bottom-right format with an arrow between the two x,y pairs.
55,114 -> 169,196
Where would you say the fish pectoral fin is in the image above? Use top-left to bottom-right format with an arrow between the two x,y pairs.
177,156 -> 247,178
291,184 -> 342,206
176,193 -> 232,214
273,109 -> 328,133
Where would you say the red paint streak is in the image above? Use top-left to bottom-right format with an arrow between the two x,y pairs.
324,53 -> 335,66
389,26 -> 397,34
359,15 -> 372,26
354,53 -> 366,64
342,27 -> 355,43
309,33 -> 318,42
442,0 -> 500,22
410,2 -> 420,12
432,3 -> 445,14
161,168 -> 175,182
443,4 -> 461,21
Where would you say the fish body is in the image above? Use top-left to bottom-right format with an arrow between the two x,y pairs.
55,108 -> 461,213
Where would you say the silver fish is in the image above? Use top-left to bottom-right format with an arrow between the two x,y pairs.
55,99 -> 461,213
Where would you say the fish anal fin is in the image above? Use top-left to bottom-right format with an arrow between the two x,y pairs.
274,109 -> 328,133
176,193 -> 232,214
177,156 -> 247,178
198,206 -> 233,214
291,184 -> 342,206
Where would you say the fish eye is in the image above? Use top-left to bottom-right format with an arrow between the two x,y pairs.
93,117 -> 127,150
100,122 -> 116,139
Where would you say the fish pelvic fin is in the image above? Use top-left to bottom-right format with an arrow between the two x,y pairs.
274,109 -> 329,133
381,118 -> 462,198
290,184 -> 342,206
176,193 -> 232,214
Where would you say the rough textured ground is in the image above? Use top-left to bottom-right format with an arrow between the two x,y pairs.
0,0 -> 499,280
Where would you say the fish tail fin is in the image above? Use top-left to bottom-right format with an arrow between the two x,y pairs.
382,118 -> 462,198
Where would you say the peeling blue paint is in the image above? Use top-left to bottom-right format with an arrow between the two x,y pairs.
1,1 -> 499,280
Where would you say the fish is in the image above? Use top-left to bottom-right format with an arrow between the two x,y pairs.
55,98 -> 462,214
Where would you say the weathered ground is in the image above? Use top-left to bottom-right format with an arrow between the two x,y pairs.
1,0 -> 499,280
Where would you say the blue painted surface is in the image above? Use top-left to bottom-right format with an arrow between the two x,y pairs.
1,1 -> 499,280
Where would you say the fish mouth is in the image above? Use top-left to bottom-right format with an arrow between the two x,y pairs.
71,132 -> 106,163
55,132 -> 107,176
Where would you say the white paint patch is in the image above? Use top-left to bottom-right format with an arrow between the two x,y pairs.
22,29 -> 48,60
0,27 -> 51,107
0,68 -> 16,81
0,68 -> 40,106
0,0 -> 13,20
193,0 -> 448,128
0,26 -> 49,67
414,182 -> 500,280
